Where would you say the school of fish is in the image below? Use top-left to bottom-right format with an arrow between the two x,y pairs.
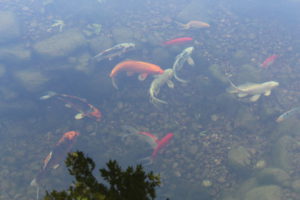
30,16 -> 297,200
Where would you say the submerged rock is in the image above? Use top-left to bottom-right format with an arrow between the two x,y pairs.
271,136 -> 294,171
33,29 -> 86,58
14,70 -> 49,92
111,26 -> 134,43
177,0 -> 212,22
0,11 -> 20,44
244,185 -> 282,200
228,146 -> 252,172
0,44 -> 31,62
256,168 -> 290,187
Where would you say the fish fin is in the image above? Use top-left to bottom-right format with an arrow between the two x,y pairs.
30,178 -> 38,187
40,91 -> 57,100
53,164 -> 60,169
187,57 -> 195,66
167,80 -> 174,88
126,71 -> 134,76
250,94 -> 261,102
138,73 -> 148,81
75,113 -> 84,120
65,103 -> 72,108
264,90 -> 271,96
43,151 -> 53,170
138,156 -> 153,166
237,93 -> 248,97
111,77 -> 119,89
150,96 -> 167,105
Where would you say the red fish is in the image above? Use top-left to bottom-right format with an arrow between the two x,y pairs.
150,133 -> 174,160
260,54 -> 279,68
40,91 -> 102,122
30,131 -> 80,187
163,37 -> 193,45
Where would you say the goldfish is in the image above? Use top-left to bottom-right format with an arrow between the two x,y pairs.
149,68 -> 174,105
172,46 -> 195,83
163,37 -> 193,45
227,79 -> 279,102
40,91 -> 101,122
276,107 -> 300,122
94,42 -> 135,62
260,55 -> 279,68
30,131 -> 80,200
109,60 -> 164,89
179,20 -> 210,29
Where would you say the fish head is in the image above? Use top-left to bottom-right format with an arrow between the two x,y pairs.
91,108 -> 102,121
64,131 -> 80,140
185,46 -> 194,53
269,81 -> 279,88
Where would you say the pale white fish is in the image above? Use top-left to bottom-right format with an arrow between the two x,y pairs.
94,43 -> 135,62
172,46 -> 194,83
149,68 -> 174,105
227,79 -> 279,102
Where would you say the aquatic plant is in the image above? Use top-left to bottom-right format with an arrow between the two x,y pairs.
43,151 -> 161,200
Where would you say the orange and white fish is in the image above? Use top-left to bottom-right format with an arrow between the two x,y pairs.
109,60 -> 164,89
40,92 -> 102,122
30,131 -> 80,199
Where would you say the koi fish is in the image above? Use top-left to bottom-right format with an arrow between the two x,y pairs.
40,92 -> 101,122
227,79 -> 279,102
94,42 -> 135,62
109,60 -> 164,89
149,68 -> 174,105
30,131 -> 80,200
178,20 -> 210,29
172,46 -> 194,83
276,106 -> 300,122
260,55 -> 279,68
163,37 -> 193,45
121,125 -> 158,148
122,126 -> 174,164
151,133 -> 174,160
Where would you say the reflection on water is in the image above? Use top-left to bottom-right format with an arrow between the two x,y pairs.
0,0 -> 300,199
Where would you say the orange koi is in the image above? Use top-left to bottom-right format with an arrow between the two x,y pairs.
30,131 -> 80,197
109,60 -> 164,89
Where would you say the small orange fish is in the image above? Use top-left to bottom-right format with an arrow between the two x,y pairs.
180,20 -> 210,29
109,60 -> 164,89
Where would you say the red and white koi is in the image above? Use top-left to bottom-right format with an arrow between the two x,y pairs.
40,91 -> 101,122
260,54 -> 279,68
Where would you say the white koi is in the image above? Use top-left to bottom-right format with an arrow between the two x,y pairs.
94,42 -> 135,62
227,79 -> 279,102
172,46 -> 194,83
149,68 -> 174,105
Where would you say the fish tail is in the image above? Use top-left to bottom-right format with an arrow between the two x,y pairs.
174,21 -> 186,29
174,72 -> 188,83
226,78 -> 241,93
111,77 -> 119,89
36,185 -> 40,200
150,95 -> 167,106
